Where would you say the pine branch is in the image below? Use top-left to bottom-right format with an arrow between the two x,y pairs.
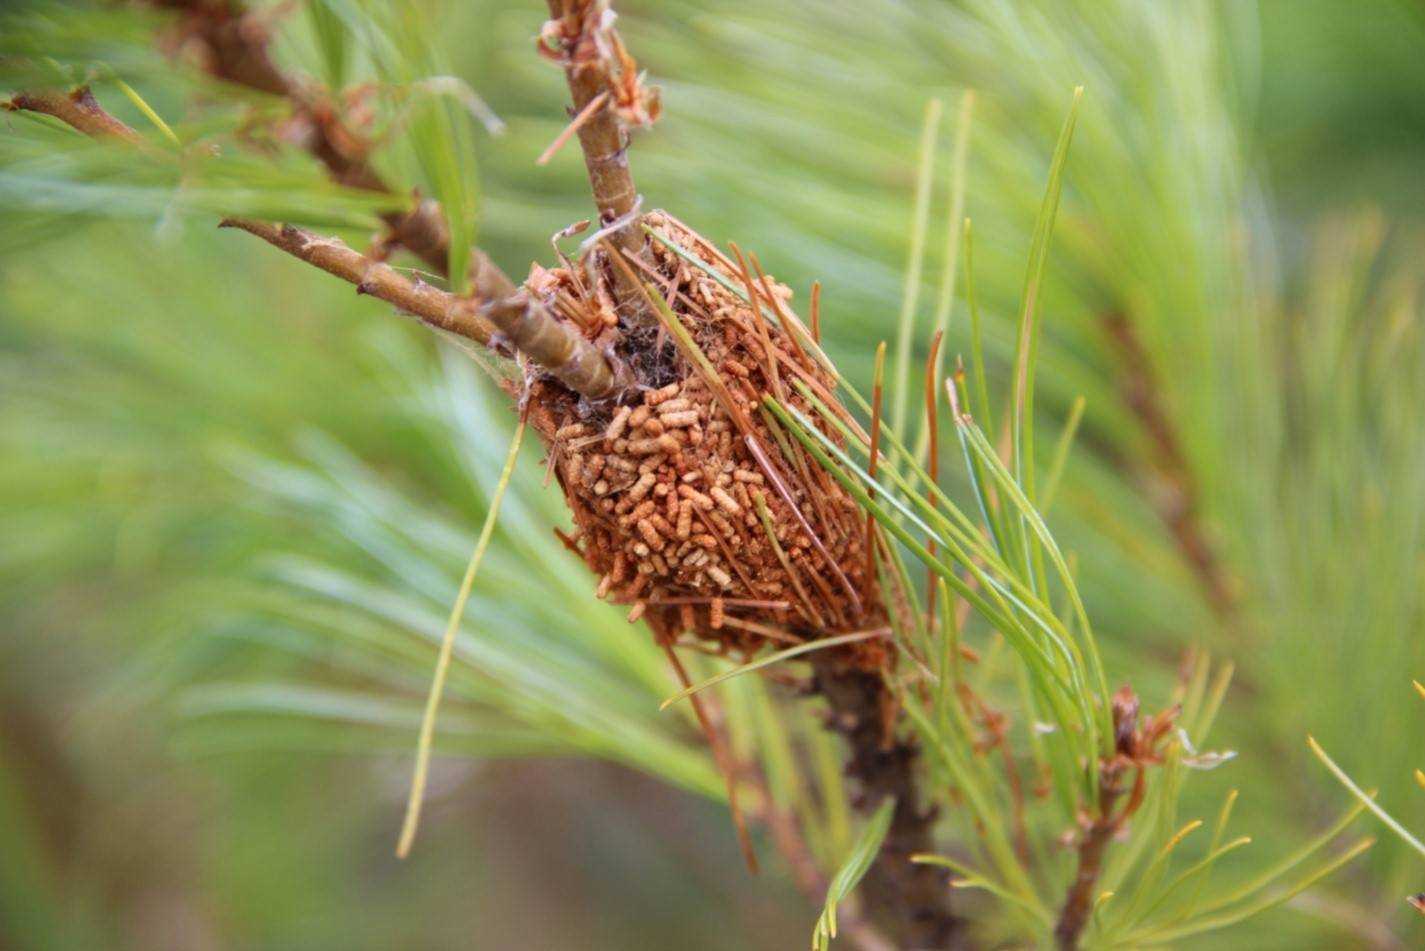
1102,311 -> 1237,618
4,87 -> 140,141
1054,686 -> 1174,949
220,218 -> 617,398
151,0 -> 468,280
1054,771 -> 1126,949
6,87 -> 619,399
811,654 -> 967,950
540,0 -> 656,328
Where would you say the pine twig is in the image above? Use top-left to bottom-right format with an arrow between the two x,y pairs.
1054,686 -> 1176,949
7,82 -> 620,399
1054,772 -> 1128,949
1101,311 -> 1237,618
220,219 -> 619,399
4,87 -> 140,141
540,0 -> 656,328
151,0 -> 473,280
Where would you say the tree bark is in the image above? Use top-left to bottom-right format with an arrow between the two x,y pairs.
812,654 -> 968,950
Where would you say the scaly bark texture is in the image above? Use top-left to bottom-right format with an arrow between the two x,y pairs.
812,654 -> 966,950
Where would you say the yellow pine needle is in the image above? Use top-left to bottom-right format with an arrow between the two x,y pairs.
396,417 -> 526,859
1414,679 -> 1425,702
1091,889 -> 1115,935
115,79 -> 180,146
1307,735 -> 1425,860
1162,819 -> 1205,856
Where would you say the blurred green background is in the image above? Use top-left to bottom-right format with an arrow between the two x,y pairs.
3,0 -> 1424,947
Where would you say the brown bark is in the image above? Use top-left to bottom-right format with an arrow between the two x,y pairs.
811,654 -> 967,950
5,88 -> 140,142
1054,686 -> 1172,949
1053,781 -> 1122,949
542,0 -> 654,328
543,0 -> 640,236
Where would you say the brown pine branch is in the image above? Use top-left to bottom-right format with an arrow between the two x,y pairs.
540,0 -> 648,240
1053,774 -> 1124,950
1054,687 -> 1177,949
1101,311 -> 1237,618
811,654 -> 967,950
4,87 -> 140,141
220,219 -> 618,398
151,0 -> 461,279
6,87 -> 619,399
540,0 -> 656,328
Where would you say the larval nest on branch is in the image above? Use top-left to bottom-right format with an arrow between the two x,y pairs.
521,211 -> 888,664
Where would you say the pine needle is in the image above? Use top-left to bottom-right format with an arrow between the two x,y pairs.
890,98 -> 942,445
913,90 -> 974,468
537,90 -> 608,165
662,644 -> 760,875
1308,735 -> 1425,860
814,797 -> 897,950
1040,394 -> 1086,512
114,79 -> 180,146
396,416 -> 526,859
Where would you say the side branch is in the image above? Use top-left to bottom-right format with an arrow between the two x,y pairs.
541,0 -> 646,238
1054,687 -> 1175,948
154,0 -> 472,280
8,85 -> 617,400
220,219 -> 619,399
5,88 -> 140,142
1102,311 -> 1237,618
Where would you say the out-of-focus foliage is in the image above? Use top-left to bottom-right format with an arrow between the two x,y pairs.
2,0 -> 1423,948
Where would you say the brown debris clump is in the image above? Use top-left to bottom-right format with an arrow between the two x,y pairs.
522,212 -> 885,662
